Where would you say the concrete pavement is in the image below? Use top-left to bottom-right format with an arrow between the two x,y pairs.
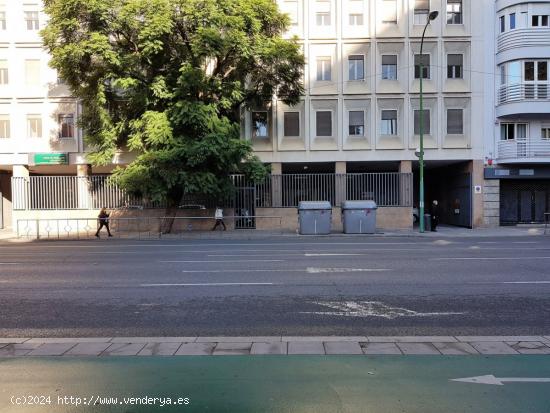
1,336 -> 550,356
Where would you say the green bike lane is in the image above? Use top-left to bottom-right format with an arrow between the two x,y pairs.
1,356 -> 549,413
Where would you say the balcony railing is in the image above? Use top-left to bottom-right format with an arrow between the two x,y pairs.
497,140 -> 550,160
497,28 -> 550,53
499,83 -> 550,105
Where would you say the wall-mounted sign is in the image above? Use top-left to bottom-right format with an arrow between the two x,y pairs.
474,185 -> 482,194
30,153 -> 69,165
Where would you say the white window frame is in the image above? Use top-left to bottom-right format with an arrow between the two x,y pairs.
348,110 -> 365,136
446,0 -> 463,25
27,115 -> 42,138
24,11 -> 39,31
58,114 -> 75,139
0,115 -> 10,139
446,108 -> 464,135
349,13 -> 364,25
381,109 -> 398,135
0,60 -> 8,85
381,55 -> 398,80
414,109 -> 431,135
541,126 -> 550,139
381,0 -> 397,24
414,54 -> 431,80
251,111 -> 269,139
348,55 -> 365,81
0,11 -> 6,30
413,0 -> 430,26
316,57 -> 332,81
283,112 -> 300,137
315,110 -> 333,137
447,53 -> 463,79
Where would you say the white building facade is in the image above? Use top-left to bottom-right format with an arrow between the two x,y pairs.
3,0 -> 546,231
484,0 -> 550,225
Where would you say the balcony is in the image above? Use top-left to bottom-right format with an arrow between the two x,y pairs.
497,84 -> 550,118
497,140 -> 550,162
497,28 -> 550,55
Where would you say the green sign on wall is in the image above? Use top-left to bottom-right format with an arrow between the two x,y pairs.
32,153 -> 69,165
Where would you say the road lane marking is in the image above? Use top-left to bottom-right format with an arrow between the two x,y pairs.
305,253 -> 363,257
306,268 -> 390,273
452,375 -> 550,386
431,257 -> 550,261
160,260 -> 284,263
140,282 -> 276,287
500,281 -> 550,284
0,263 -> 20,265
301,301 -> 463,319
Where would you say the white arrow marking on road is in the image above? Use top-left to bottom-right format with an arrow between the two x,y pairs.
452,375 -> 550,386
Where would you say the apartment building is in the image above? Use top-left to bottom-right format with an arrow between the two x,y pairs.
3,0 -> 546,232
243,0 -> 489,229
484,0 -> 550,225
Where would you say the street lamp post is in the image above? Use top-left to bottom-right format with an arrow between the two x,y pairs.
418,10 -> 439,233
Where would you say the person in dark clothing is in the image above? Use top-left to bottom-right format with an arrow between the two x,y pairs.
430,200 -> 439,232
95,207 -> 113,238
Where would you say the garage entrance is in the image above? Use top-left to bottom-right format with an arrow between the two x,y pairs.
500,180 -> 550,225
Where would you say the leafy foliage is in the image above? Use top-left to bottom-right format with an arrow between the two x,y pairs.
42,0 -> 304,205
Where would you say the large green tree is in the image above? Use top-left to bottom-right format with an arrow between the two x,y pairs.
42,0 -> 304,206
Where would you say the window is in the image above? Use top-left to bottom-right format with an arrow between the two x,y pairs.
316,57 -> 331,81
316,1 -> 331,25
24,11 -> 39,30
382,0 -> 397,23
508,61 -> 521,84
0,11 -> 6,30
532,15 -> 549,27
500,123 -> 527,141
510,13 -> 516,30
381,55 -> 397,80
447,54 -> 463,79
542,127 -> 550,139
500,16 -> 505,33
538,62 -> 548,81
414,54 -> 430,79
414,110 -> 430,135
500,65 -> 506,85
349,13 -> 363,25
316,111 -> 332,136
525,61 -> 535,81
381,110 -> 397,135
0,115 -> 9,139
447,109 -> 463,134
252,111 -> 268,138
283,112 -> 300,137
58,114 -> 75,139
348,111 -> 364,136
25,60 -> 40,86
446,0 -> 462,24
282,1 -> 298,26
0,60 -> 7,85
414,0 -> 429,25
27,115 -> 42,138
348,55 -> 364,81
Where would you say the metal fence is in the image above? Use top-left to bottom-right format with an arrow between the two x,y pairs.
12,172 -> 412,211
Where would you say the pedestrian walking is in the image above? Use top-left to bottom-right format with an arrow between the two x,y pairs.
95,207 -> 113,238
212,206 -> 227,231
430,200 -> 439,232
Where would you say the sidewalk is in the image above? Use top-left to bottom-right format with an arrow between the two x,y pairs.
1,336 -> 550,356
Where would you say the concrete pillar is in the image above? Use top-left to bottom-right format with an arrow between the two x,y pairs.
463,160 -> 485,228
483,179 -> 500,228
12,165 -> 29,211
271,162 -> 282,208
77,164 -> 92,209
335,162 -> 346,207
13,165 -> 29,178
399,161 -> 413,207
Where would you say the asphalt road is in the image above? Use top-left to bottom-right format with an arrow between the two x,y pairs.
1,236 -> 550,337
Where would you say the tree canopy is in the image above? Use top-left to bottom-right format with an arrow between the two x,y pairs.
42,0 -> 304,205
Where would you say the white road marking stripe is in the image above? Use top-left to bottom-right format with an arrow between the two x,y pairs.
160,260 -> 284,263
0,263 -> 20,265
500,281 -> 550,284
431,257 -> 550,261
181,268 -> 390,273
305,253 -> 363,257
140,282 -> 276,287
182,269 -> 288,273
306,268 -> 390,273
